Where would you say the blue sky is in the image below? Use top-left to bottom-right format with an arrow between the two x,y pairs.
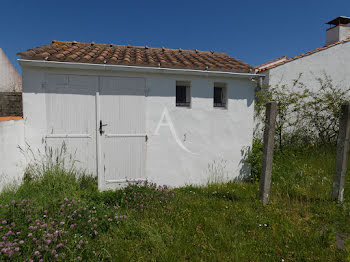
1,0 -> 349,73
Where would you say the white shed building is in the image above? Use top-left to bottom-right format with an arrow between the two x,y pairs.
17,41 -> 259,190
257,16 -> 350,92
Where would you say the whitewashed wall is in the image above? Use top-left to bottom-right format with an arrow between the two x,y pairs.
0,119 -> 25,191
0,48 -> 22,92
21,66 -> 255,188
145,75 -> 254,186
264,41 -> 350,92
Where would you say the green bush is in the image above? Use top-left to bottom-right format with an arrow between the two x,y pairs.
246,138 -> 263,182
255,73 -> 350,148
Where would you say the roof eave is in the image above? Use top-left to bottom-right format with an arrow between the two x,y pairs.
18,59 -> 264,79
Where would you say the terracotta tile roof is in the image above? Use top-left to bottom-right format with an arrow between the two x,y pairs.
17,40 -> 252,73
255,56 -> 288,70
257,37 -> 350,72
0,116 -> 22,122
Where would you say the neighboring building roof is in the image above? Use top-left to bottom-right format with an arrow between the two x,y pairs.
256,56 -> 288,71
17,40 -> 252,73
0,116 -> 22,122
0,48 -> 22,92
257,37 -> 350,72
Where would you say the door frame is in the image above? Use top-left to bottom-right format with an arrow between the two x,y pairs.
96,77 -> 102,190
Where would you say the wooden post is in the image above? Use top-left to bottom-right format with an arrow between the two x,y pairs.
259,102 -> 277,205
332,102 -> 350,202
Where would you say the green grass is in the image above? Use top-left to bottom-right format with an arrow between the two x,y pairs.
1,145 -> 350,261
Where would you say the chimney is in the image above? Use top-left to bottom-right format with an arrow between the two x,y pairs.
326,16 -> 350,45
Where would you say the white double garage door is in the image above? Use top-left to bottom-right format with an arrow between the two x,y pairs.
45,74 -> 146,190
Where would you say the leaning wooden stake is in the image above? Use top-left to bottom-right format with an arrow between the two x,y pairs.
259,102 -> 277,205
332,102 -> 350,202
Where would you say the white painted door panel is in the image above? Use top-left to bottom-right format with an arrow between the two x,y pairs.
99,77 -> 146,190
45,74 -> 98,175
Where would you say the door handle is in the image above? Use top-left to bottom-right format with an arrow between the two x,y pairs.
99,120 -> 107,135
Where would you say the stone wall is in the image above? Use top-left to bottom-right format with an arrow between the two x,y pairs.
0,92 -> 22,117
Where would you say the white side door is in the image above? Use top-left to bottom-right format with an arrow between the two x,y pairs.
98,76 -> 146,190
45,74 -> 98,175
